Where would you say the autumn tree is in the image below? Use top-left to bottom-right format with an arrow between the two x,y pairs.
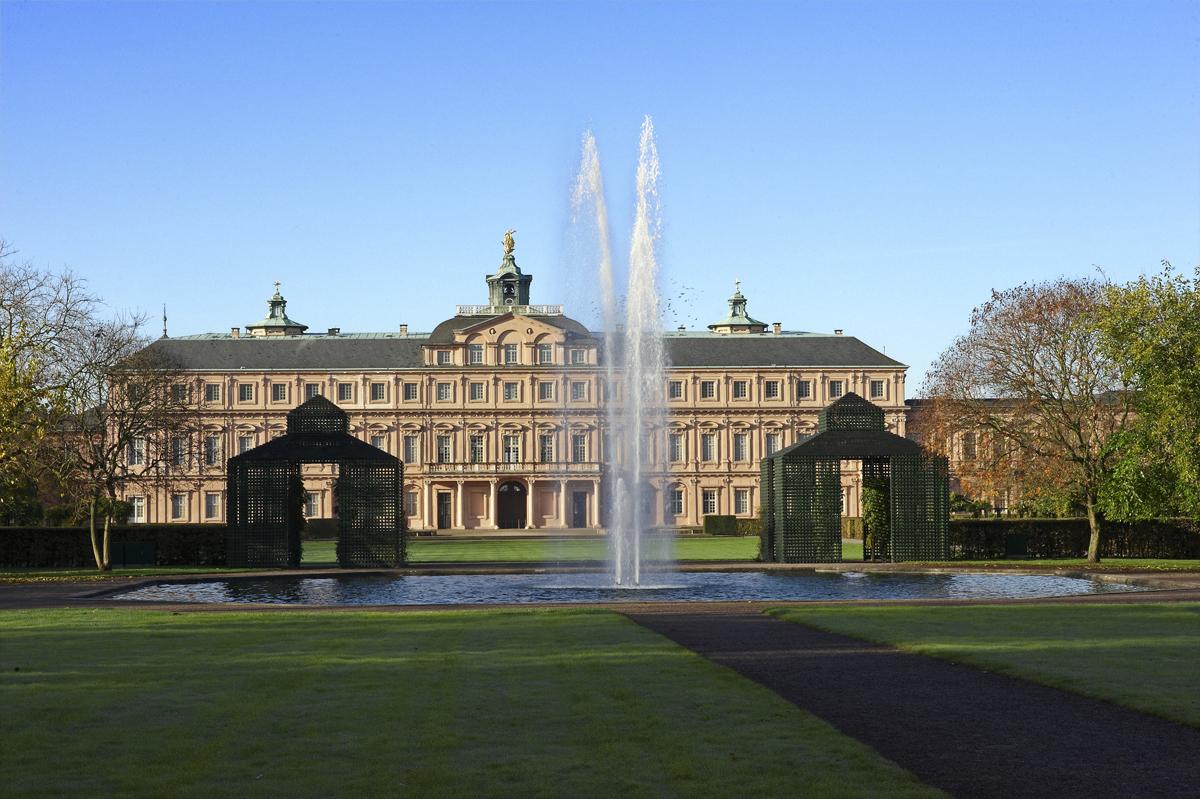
922,278 -> 1133,562
1096,263 -> 1200,519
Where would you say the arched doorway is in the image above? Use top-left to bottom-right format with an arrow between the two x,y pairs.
497,481 -> 527,529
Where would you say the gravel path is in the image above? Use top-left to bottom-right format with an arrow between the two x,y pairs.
624,608 -> 1200,799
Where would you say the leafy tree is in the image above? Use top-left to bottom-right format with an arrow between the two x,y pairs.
922,278 -> 1133,562
0,333 -> 62,522
1096,263 -> 1200,519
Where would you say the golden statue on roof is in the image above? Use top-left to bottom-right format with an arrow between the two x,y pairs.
503,229 -> 516,256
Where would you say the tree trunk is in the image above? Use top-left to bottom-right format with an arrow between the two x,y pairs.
101,513 -> 112,571
1085,500 -> 1102,564
88,495 -> 104,571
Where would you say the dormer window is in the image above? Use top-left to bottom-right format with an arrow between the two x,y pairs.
503,344 -> 519,365
569,349 -> 586,365
536,344 -> 553,364
468,344 -> 484,364
436,350 -> 452,365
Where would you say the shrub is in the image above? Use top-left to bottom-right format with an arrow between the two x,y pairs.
948,518 -> 1200,560
0,525 -> 227,568
702,515 -> 739,536
735,517 -> 760,535
841,517 -> 863,539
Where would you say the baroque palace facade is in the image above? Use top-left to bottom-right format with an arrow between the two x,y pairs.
127,245 -> 909,530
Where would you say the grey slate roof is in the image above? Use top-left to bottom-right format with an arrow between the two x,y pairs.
145,329 -> 903,370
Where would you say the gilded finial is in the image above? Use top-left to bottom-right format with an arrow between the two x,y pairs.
503,229 -> 516,256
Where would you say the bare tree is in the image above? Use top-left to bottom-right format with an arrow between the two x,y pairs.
922,278 -> 1133,562
48,316 -> 199,569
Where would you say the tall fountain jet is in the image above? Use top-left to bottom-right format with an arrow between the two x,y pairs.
572,117 -> 666,586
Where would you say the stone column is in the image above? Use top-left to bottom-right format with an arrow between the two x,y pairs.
558,479 -> 568,528
487,479 -> 498,529
455,480 -> 465,530
591,479 -> 600,527
525,480 -> 535,529
423,480 -> 434,530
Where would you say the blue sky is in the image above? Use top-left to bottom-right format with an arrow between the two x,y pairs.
2,0 -> 1197,389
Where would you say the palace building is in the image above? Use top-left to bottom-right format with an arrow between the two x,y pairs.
127,242 -> 909,530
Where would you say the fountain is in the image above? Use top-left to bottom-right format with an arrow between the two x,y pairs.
573,117 -> 667,587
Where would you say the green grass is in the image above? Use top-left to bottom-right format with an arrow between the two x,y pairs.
0,609 -> 941,799
769,602 -> 1200,727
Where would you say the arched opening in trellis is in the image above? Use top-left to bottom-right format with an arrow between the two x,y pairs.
226,396 -> 404,568
760,393 -> 948,563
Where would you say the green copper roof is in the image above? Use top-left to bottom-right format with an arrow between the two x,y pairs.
247,283 -> 307,332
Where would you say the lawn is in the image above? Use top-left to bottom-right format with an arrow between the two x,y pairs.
302,535 -> 864,564
769,602 -> 1200,727
0,608 -> 940,799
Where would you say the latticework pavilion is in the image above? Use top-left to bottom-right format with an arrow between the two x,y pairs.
760,393 -> 948,563
226,396 -> 404,568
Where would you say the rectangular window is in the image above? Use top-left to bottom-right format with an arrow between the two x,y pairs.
765,433 -> 781,456
337,383 -> 353,402
271,383 -> 287,402
436,435 -> 452,464
538,381 -> 554,401
128,438 -> 146,466
571,381 -> 587,401
402,383 -> 418,401
537,344 -> 553,364
733,433 -> 747,462
732,381 -> 747,399
470,434 -> 485,463
764,381 -> 780,399
870,379 -> 886,399
129,495 -> 145,524
204,435 -> 220,466
503,343 -> 519,365
702,489 -> 718,515
734,488 -> 750,515
669,433 -> 684,463
668,381 -> 683,400
171,384 -> 190,403
962,431 -> 978,460
436,382 -> 452,401
669,488 -> 684,516
403,435 -> 418,464
305,383 -> 320,400
238,384 -> 254,403
170,436 -> 186,467
796,380 -> 811,400
370,434 -> 386,451
304,492 -> 317,518
170,493 -> 187,520
468,344 -> 485,364
238,434 -> 254,454
539,434 -> 555,463
700,380 -> 716,399
436,350 -> 452,365
701,433 -> 716,462
404,490 -> 418,517
569,349 -> 586,365
503,434 -> 521,463
469,382 -> 485,401
829,380 -> 844,399
204,383 -> 221,403
205,492 -> 221,520
503,382 -> 519,401
571,433 -> 587,463
370,383 -> 386,402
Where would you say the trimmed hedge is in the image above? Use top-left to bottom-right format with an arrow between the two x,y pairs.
702,515 -> 739,536
0,525 -> 227,568
948,518 -> 1200,560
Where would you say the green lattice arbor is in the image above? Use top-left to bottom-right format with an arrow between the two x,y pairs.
226,396 -> 405,568
760,393 -> 948,563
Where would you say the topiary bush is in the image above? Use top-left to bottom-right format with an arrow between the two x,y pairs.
702,515 -> 739,536
948,518 -> 1200,559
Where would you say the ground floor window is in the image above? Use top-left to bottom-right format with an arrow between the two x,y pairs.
204,492 -> 221,520
129,496 -> 145,523
304,492 -> 318,518
170,493 -> 187,520
702,489 -> 718,515
734,488 -> 750,515
669,488 -> 684,515
404,490 -> 418,516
